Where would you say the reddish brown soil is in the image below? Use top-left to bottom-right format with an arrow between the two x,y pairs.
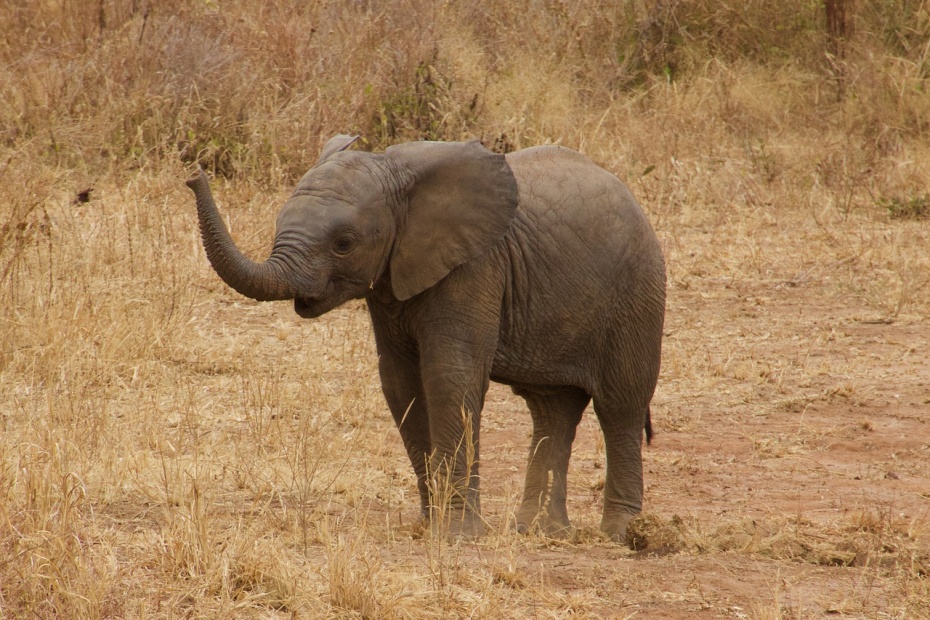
465,282 -> 930,618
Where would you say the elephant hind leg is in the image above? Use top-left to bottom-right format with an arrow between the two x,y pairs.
513,385 -> 589,538
591,396 -> 649,545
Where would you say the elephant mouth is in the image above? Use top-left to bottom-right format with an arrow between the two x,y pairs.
293,279 -> 356,319
294,296 -> 327,319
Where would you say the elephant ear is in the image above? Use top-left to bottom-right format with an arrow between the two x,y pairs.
387,140 -> 519,301
317,134 -> 359,165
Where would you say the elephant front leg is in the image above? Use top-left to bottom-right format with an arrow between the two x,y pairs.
377,348 -> 432,522
419,338 -> 496,539
425,402 -> 485,538
513,386 -> 589,538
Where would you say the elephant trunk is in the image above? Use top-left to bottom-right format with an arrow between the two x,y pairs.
186,168 -> 292,302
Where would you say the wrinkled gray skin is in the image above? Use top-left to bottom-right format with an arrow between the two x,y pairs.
187,136 -> 665,543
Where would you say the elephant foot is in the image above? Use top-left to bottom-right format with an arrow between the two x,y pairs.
394,507 -> 431,539
600,511 -> 637,547
431,508 -> 486,540
514,508 -> 574,540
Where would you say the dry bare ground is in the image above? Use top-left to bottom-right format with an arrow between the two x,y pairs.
2,1 -> 929,618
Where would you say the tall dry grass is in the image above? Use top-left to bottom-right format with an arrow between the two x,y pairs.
1,0 -> 929,617
3,0 -> 929,177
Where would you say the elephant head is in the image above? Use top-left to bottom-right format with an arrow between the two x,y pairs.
187,136 -> 519,316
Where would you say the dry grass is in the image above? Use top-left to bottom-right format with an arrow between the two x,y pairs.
2,0 -> 930,617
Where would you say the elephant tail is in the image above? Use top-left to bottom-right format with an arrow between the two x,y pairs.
644,407 -> 653,445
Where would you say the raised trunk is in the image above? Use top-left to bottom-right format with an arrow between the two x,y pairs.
186,168 -> 292,302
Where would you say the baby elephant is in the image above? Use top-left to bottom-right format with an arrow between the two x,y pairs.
187,136 -> 665,543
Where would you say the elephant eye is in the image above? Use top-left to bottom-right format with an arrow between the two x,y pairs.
333,234 -> 356,255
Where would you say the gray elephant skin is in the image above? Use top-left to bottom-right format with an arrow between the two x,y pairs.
186,136 -> 666,543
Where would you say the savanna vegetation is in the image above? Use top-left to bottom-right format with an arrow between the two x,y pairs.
1,1 -> 929,617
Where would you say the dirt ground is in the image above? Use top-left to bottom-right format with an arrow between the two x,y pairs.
472,289 -> 930,618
